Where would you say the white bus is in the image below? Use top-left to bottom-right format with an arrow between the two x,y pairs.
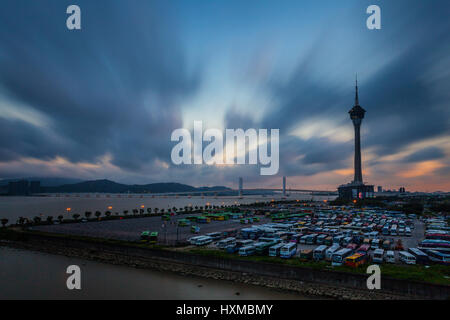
216,237 -> 236,249
188,236 -> 204,245
269,243 -> 284,257
371,239 -> 381,249
313,245 -> 328,261
399,251 -> 416,265
238,245 -> 256,256
373,248 -> 384,264
385,250 -> 395,263
325,244 -> 340,261
194,236 -> 213,246
280,243 -> 297,258
332,248 -> 353,266
405,227 -> 412,237
390,225 -> 398,236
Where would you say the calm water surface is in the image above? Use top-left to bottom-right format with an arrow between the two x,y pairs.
0,246 -> 309,300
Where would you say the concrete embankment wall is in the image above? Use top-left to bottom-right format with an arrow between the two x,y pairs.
7,232 -> 450,300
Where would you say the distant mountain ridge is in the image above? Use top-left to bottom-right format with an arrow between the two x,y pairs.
37,179 -> 231,194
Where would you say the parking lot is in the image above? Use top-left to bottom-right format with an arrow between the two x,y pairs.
33,214 -> 273,244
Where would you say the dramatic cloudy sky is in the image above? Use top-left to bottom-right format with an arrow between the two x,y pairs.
0,0 -> 449,191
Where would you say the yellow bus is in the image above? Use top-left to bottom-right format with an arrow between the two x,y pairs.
344,253 -> 368,268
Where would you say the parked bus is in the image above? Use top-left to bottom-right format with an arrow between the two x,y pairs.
342,237 -> 352,246
269,243 -> 284,257
426,250 -> 450,265
357,244 -> 370,255
254,242 -> 274,255
238,245 -> 256,256
405,227 -> 412,237
399,251 -> 416,264
390,225 -> 398,236
206,232 -> 222,240
226,239 -> 253,253
408,248 -> 429,265
280,243 -> 297,258
316,234 -> 328,245
194,236 -> 213,246
313,245 -> 328,261
306,234 -> 318,245
148,231 -> 158,244
333,235 -> 344,245
385,250 -> 395,263
373,249 -> 384,264
325,244 -> 340,261
332,248 -> 354,266
299,249 -> 313,260
345,253 -> 368,268
290,234 -> 303,243
188,236 -> 204,245
371,239 -> 381,249
299,234 -> 309,244
216,237 -> 236,249
420,239 -> 450,249
140,231 -> 151,241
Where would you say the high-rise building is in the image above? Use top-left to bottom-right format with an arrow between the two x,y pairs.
238,177 -> 243,198
338,78 -> 374,200
30,181 -> 41,194
377,186 -> 382,193
8,180 -> 29,195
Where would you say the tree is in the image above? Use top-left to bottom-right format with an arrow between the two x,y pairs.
46,216 -> 54,224
73,213 -> 80,220
139,209 -> 144,215
85,211 -> 92,219
17,217 -> 25,225
57,215 -> 64,222
123,210 -> 129,216
132,209 -> 138,215
147,208 -> 152,214
95,211 -> 102,219
1,218 -> 8,227
33,216 -> 42,224
105,211 -> 112,218
154,208 -> 159,214
161,209 -> 165,214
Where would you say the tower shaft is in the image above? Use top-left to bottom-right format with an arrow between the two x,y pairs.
353,122 -> 363,183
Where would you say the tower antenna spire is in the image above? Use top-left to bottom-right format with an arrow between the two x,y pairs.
355,73 -> 359,106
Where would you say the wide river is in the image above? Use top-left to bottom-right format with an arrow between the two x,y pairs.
0,195 -> 334,299
0,246 -> 307,299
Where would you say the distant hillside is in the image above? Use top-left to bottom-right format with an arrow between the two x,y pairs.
0,177 -> 83,187
40,179 -> 231,194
